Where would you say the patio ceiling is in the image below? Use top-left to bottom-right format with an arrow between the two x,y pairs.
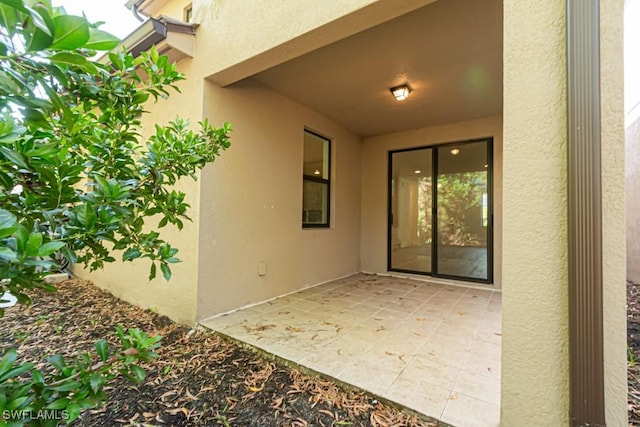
252,0 -> 503,137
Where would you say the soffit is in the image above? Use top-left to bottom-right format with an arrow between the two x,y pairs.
126,0 -> 169,17
252,0 -> 503,137
101,16 -> 197,65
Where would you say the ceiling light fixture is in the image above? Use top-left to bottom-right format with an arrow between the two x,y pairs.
390,84 -> 411,101
414,170 -> 421,174
314,169 -> 321,175
450,148 -> 460,155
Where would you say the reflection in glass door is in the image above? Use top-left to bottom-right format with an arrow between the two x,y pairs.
388,139 -> 492,283
389,150 -> 433,273
436,140 -> 490,281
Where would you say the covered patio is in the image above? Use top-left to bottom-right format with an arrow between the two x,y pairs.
201,274 -> 501,426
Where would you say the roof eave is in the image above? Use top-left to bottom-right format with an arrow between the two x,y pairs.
98,16 -> 196,64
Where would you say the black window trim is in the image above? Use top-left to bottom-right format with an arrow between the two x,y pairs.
302,129 -> 331,228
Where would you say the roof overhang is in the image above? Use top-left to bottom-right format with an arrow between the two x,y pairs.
125,0 -> 169,18
102,15 -> 198,64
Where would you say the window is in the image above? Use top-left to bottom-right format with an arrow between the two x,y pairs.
302,130 -> 331,227
184,5 -> 193,22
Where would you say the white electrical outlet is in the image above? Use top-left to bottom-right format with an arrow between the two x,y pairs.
257,262 -> 267,276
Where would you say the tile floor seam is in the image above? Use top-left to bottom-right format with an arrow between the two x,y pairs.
200,273 -> 501,426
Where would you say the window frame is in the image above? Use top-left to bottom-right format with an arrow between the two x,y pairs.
302,129 -> 331,228
184,4 -> 193,22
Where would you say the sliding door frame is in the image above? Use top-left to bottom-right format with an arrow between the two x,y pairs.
387,137 -> 494,284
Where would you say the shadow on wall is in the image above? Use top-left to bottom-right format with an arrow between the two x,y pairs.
627,116 -> 640,283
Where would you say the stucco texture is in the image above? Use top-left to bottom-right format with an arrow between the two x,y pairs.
196,0 -> 436,86
73,177 -> 200,325
628,117 -> 640,283
600,0 -> 627,424
197,78 -> 362,319
502,0 -> 569,424
73,51 -> 204,325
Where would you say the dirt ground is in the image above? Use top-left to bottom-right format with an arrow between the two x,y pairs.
628,281 -> 640,425
0,279 -> 442,426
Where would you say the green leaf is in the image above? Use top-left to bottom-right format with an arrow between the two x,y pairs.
129,365 -> 146,383
0,4 -> 19,38
160,263 -> 171,281
25,232 -> 43,257
50,51 -> 98,74
149,262 -> 156,281
50,380 -> 81,392
31,369 -> 44,384
0,246 -> 17,261
25,5 -> 54,51
23,108 -> 49,126
122,247 -> 140,262
45,398 -> 69,410
89,372 -> 104,394
76,204 -> 96,229
46,354 -> 66,372
50,15 -> 90,50
37,241 -> 65,257
85,28 -> 119,50
25,36 -> 50,55
132,92 -> 149,105
0,209 -> 17,230
50,51 -> 87,66
7,396 -> 29,410
26,141 -> 59,159
13,225 -> 29,253
0,348 -> 17,377
0,146 -> 28,169
95,339 -> 108,362
0,363 -> 34,382
0,0 -> 26,11
66,402 -> 81,421
26,4 -> 53,36
0,112 -> 14,137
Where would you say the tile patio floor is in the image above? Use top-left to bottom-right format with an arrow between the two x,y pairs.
200,273 -> 501,427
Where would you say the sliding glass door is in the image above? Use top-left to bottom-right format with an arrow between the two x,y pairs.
388,138 -> 492,283
389,149 -> 433,273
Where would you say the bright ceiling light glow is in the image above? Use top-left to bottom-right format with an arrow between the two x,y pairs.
450,148 -> 460,155
414,170 -> 421,174
390,84 -> 411,101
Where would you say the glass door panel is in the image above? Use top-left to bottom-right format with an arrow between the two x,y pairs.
436,141 -> 489,280
389,149 -> 433,273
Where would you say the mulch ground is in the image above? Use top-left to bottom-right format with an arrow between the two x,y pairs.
629,281 -> 640,425
0,279 -> 441,426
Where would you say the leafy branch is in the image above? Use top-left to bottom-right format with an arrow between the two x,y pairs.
0,327 -> 161,426
0,0 -> 231,424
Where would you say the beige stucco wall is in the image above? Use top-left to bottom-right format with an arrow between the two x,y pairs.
360,116 -> 503,288
601,0 -> 627,424
74,3 -> 205,326
502,0 -> 626,424
502,0 -> 569,424
143,0 -> 190,20
197,78 -> 362,319
195,0 -> 436,86
73,180 -> 199,326
627,117 -> 640,283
